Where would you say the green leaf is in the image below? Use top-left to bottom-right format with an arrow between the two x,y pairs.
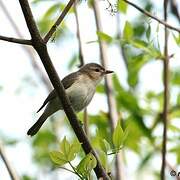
170,146 -> 180,164
171,70 -> 180,85
113,120 -> 124,149
172,33 -> 180,46
49,151 -> 67,166
123,21 -> 133,40
59,137 -> 80,162
96,84 -> 105,94
60,137 -> 71,157
138,151 -> 154,170
99,139 -> 110,154
177,94 -> 180,105
50,137 -> 80,167
133,23 -> 146,37
76,153 -> 97,177
43,3 -> 61,19
112,75 -> 152,139
98,150 -> 108,171
146,24 -> 151,41
97,31 -> 113,43
127,53 -> 151,87
169,124 -> 180,132
118,0 -> 128,14
68,142 -> 81,161
33,130 -> 56,148
129,39 -> 162,58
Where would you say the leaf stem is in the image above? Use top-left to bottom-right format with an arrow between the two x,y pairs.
68,161 -> 84,180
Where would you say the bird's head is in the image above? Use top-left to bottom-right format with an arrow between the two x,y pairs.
79,63 -> 113,85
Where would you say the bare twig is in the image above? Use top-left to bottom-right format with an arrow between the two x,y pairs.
74,1 -> 84,68
44,0 -> 75,43
161,0 -> 169,179
0,142 -> 19,180
0,0 -> 32,46
58,166 -> 76,175
122,0 -> 180,33
74,1 -> 89,136
92,0 -> 122,179
0,35 -> 32,45
18,0 -> 109,179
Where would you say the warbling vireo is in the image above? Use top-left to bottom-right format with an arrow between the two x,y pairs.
27,63 -> 113,136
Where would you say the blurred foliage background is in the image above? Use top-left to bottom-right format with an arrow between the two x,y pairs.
0,0 -> 180,179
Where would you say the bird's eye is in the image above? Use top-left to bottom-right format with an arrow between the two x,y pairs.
95,68 -> 100,72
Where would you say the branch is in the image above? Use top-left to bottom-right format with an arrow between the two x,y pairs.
74,1 -> 84,67
44,0 -> 75,43
161,0 -> 169,179
0,142 -> 19,180
92,0 -> 122,179
123,0 -> 180,33
74,1 -> 89,136
0,35 -> 32,45
18,0 -> 109,179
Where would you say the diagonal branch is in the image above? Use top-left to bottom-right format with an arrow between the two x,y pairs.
44,0 -> 75,43
0,35 -> 32,45
123,0 -> 180,33
18,0 -> 109,179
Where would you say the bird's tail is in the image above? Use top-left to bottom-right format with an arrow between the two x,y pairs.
27,113 -> 47,136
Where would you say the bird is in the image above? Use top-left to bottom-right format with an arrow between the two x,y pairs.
27,63 -> 113,136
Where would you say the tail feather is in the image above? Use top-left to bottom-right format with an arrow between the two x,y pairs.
27,114 -> 47,136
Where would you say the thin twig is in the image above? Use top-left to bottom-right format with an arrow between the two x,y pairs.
74,1 -> 89,136
74,1 -> 84,68
123,0 -> 180,33
161,0 -> 169,179
18,0 -> 109,179
92,0 -> 122,179
0,142 -> 19,180
0,35 -> 32,45
69,161 -> 83,179
44,0 -> 76,43
58,166 -> 76,175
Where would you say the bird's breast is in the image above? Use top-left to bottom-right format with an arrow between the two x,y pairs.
66,80 -> 95,112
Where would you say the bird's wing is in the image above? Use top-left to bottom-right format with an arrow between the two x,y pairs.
62,71 -> 80,89
36,71 -> 80,113
36,89 -> 57,113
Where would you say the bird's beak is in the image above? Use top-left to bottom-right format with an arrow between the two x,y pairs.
105,70 -> 114,74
